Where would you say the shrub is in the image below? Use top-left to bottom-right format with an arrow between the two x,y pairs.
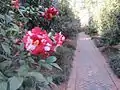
53,46 -> 75,84
101,47 -> 120,78
0,0 -> 67,90
87,17 -> 98,36
50,0 -> 79,84
0,0 -> 78,89
109,52 -> 120,78
92,0 -> 120,45
50,0 -> 81,39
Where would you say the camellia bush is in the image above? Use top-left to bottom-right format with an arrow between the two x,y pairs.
0,0 -> 67,90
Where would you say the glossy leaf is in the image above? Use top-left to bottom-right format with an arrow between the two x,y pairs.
42,63 -> 53,70
47,76 -> 53,83
1,43 -> 11,55
27,72 -> 47,83
46,56 -> 57,63
7,23 -> 19,33
0,61 -> 12,70
0,82 -> 7,90
0,72 -> 6,80
5,14 -> 12,24
9,76 -> 23,90
0,29 -> 6,36
28,57 -> 35,63
50,63 -> 62,70
0,14 -> 4,20
39,60 -> 52,70
17,65 -> 29,76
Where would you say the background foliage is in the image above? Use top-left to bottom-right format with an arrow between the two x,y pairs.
89,0 -> 120,45
86,0 -> 120,78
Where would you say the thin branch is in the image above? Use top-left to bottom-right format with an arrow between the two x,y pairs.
18,9 -> 25,17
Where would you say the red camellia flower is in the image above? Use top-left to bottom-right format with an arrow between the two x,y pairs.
23,27 -> 65,58
44,6 -> 59,20
11,0 -> 19,9
23,27 -> 53,57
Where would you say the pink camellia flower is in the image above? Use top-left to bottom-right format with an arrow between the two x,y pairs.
52,32 -> 65,51
11,0 -> 19,9
23,27 -> 53,57
44,6 -> 59,20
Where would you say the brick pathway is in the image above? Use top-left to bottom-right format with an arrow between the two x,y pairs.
67,32 -> 120,90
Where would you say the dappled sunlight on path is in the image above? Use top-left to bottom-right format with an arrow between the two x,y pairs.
67,32 -> 120,90
79,37 -> 91,40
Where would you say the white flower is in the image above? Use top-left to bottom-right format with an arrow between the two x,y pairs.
41,39 -> 46,43
28,31 -> 33,36
26,36 -> 36,51
26,36 -> 33,47
62,36 -> 65,41
46,43 -> 52,46
44,46 -> 50,51
26,44 -> 36,51
37,35 -> 43,38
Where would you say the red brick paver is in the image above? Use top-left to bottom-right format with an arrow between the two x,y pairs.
67,32 -> 120,90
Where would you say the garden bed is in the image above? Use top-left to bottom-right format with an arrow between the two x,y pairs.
102,48 -> 120,78
0,0 -> 80,90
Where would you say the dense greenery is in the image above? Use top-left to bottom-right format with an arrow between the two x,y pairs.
50,0 -> 79,84
0,0 -> 79,90
89,0 -> 120,45
87,0 -> 120,78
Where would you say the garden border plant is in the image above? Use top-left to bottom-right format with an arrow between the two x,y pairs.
0,0 -> 79,90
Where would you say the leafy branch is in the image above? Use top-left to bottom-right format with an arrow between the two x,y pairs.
0,54 -> 11,61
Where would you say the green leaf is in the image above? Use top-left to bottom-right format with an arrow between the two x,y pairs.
42,64 -> 53,70
1,43 -> 11,55
12,23 -> 19,31
7,23 -> 19,33
0,29 -> 6,36
18,43 -> 24,51
0,61 -> 12,70
47,76 -> 53,83
5,14 -> 12,24
19,60 -> 25,65
19,52 -> 27,58
28,57 -> 35,63
0,72 -> 6,80
46,56 -> 57,63
0,14 -> 4,20
17,65 -> 29,76
30,9 -> 35,14
9,76 -> 23,90
38,60 -> 52,70
27,72 -> 47,82
50,63 -> 62,70
0,82 -> 7,90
